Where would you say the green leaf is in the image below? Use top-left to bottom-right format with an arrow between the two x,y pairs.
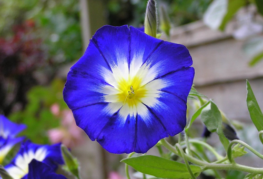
185,101 -> 211,134
201,102 -> 222,132
226,170 -> 246,179
249,52 -> 263,66
217,127 -> 230,151
204,0 -> 227,30
219,0 -> 246,30
246,80 -> 263,131
204,0 -> 246,31
255,0 -> 263,16
121,155 -> 201,178
245,173 -> 263,179
232,144 -> 247,158
201,102 -> 229,150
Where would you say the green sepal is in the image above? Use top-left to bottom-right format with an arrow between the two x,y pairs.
232,144 -> 247,158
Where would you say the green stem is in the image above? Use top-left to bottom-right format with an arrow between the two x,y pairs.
185,134 -> 192,156
125,152 -> 135,179
178,133 -> 182,144
183,139 -> 222,178
213,157 -> 228,164
227,140 -> 263,163
188,139 -> 223,160
143,173 -> 146,179
175,144 -> 196,179
160,139 -> 207,166
160,139 -> 263,174
156,145 -> 163,156
190,150 -> 205,161
203,163 -> 263,174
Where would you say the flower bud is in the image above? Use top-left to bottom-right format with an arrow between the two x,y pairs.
61,145 -> 80,178
144,0 -> 157,37
222,123 -> 239,141
159,5 -> 171,37
0,166 -> 13,179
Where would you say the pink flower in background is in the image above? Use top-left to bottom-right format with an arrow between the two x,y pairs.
50,103 -> 60,116
108,172 -> 125,179
48,104 -> 85,148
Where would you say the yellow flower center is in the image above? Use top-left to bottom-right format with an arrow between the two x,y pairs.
117,76 -> 147,107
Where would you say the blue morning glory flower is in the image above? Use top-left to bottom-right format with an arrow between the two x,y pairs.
25,159 -> 66,179
63,25 -> 194,154
0,115 -> 26,164
4,141 -> 64,179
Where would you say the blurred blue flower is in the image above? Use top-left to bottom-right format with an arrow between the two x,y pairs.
4,141 -> 64,179
64,25 -> 194,154
0,115 -> 26,164
25,159 -> 66,179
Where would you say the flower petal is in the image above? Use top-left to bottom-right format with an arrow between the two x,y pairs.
134,109 -> 168,153
144,92 -> 188,136
91,25 -> 130,76
153,67 -> 195,101
0,115 -> 26,138
129,26 -> 192,84
26,159 -> 66,179
73,103 -> 115,141
5,141 -> 64,179
96,113 -> 136,154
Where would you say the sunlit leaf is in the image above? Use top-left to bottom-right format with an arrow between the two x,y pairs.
204,0 -> 246,31
219,0 -> 246,30
122,155 -> 201,178
246,80 -> 263,131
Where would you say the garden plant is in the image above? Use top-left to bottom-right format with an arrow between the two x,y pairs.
0,0 -> 263,179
